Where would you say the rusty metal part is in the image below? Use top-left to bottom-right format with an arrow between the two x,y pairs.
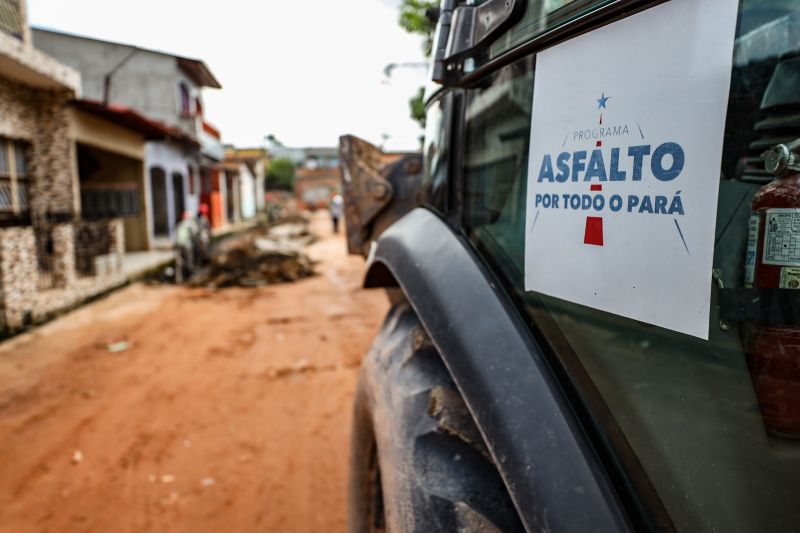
339,135 -> 422,256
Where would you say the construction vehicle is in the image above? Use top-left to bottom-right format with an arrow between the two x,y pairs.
341,1 -> 800,531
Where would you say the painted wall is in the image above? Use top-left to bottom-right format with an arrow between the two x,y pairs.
32,30 -> 198,136
69,107 -> 145,160
238,163 -> 256,220
252,159 -> 266,212
145,141 -> 197,242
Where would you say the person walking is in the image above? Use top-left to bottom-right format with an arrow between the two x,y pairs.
330,193 -> 344,234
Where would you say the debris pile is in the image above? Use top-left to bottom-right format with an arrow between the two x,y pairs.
191,220 -> 316,289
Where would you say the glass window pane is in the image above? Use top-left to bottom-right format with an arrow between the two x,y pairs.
14,141 -> 28,178
0,178 -> 11,211
422,94 -> 451,210
475,0 -> 612,66
461,2 -> 800,531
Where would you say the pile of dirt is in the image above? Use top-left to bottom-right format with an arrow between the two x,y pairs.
192,221 -> 316,288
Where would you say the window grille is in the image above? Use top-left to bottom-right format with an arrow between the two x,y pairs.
0,137 -> 30,214
0,0 -> 22,39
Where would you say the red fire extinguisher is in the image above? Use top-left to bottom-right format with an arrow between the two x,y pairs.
745,139 -> 800,438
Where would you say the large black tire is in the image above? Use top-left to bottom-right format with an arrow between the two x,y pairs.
349,303 -> 525,533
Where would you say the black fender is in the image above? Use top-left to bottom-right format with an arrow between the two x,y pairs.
362,207 -> 630,533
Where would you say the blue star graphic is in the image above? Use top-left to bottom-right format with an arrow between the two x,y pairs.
597,93 -> 611,110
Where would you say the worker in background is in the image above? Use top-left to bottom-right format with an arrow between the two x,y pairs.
265,192 -> 278,223
196,203 -> 212,265
330,193 -> 344,234
175,210 -> 198,283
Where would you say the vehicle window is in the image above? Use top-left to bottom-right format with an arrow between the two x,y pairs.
473,0 -> 613,67
421,93 -> 451,211
462,2 -> 800,531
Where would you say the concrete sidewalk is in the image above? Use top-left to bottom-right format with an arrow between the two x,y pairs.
121,250 -> 174,278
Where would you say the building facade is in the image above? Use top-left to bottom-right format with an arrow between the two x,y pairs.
0,0 -> 126,331
225,147 -> 269,220
69,99 -> 201,252
290,147 -> 341,209
32,28 -> 225,243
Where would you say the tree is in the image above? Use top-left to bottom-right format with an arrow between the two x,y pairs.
265,134 -> 284,148
266,158 -> 295,191
409,86 -> 426,129
398,0 -> 438,134
398,0 -> 439,57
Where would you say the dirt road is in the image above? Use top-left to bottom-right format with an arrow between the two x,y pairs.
0,213 -> 389,533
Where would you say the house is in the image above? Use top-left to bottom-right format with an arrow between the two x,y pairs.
69,99 -> 200,252
224,147 -> 269,220
278,147 -> 341,209
0,0 -> 128,330
31,28 -> 228,239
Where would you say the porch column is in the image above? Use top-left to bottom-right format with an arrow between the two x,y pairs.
51,223 -> 76,288
0,227 -> 37,330
108,218 -> 125,272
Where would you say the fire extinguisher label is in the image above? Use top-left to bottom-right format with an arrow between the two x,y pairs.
745,215 -> 759,286
763,209 -> 800,267
780,267 -> 800,289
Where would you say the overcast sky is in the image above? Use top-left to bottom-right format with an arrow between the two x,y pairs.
28,0 -> 429,151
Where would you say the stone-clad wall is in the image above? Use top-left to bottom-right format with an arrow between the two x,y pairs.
51,223 -> 76,287
29,89 -> 76,215
0,77 -> 37,140
0,227 -> 36,328
0,219 -> 126,331
0,76 -> 76,216
74,219 -> 125,276
110,217 -> 125,267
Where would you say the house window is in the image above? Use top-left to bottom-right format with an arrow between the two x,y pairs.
195,97 -> 203,117
0,0 -> 23,40
0,136 -> 31,213
180,83 -> 191,116
187,165 -> 195,195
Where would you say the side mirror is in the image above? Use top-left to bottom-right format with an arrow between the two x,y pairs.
431,0 -> 525,86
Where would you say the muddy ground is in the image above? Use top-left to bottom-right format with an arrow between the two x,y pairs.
0,213 -> 389,533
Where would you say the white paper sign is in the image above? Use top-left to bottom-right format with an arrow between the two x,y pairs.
524,0 -> 739,339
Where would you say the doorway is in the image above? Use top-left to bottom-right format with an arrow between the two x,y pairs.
150,167 -> 168,237
172,172 -> 185,223
226,174 -> 237,224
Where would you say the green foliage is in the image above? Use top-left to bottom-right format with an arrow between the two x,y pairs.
399,1 -> 437,134
409,86 -> 426,130
266,158 -> 295,191
399,0 -> 438,57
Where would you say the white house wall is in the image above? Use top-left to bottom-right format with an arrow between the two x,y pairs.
254,160 -> 266,212
145,141 -> 198,241
239,163 -> 256,220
